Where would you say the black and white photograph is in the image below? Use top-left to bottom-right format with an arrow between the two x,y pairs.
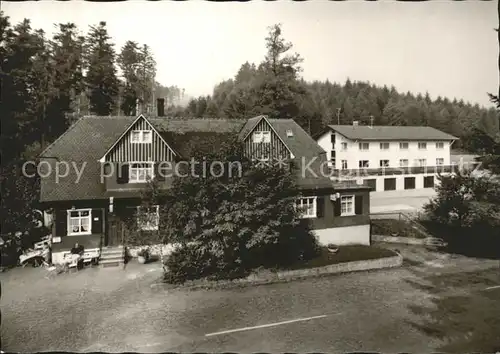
1,0 -> 499,352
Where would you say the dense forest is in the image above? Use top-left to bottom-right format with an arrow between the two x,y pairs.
0,13 -> 187,164
181,25 -> 499,154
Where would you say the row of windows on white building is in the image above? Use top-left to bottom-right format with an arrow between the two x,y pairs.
334,141 -> 445,151
337,158 -> 445,169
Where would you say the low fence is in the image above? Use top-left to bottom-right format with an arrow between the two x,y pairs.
370,211 -> 432,239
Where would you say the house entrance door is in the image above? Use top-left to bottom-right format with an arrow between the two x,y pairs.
106,216 -> 125,246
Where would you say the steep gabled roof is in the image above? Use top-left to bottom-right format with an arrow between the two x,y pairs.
326,125 -> 459,141
39,116 -> 136,202
39,115 -> 336,202
267,119 -> 325,158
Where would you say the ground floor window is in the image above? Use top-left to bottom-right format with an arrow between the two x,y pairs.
296,197 -> 317,218
404,177 -> 416,190
67,209 -> 92,235
384,178 -> 396,191
340,195 -> 355,216
137,205 -> 160,231
423,175 -> 435,188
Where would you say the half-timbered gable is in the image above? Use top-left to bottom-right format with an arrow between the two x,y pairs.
240,115 -> 294,162
100,115 -> 176,163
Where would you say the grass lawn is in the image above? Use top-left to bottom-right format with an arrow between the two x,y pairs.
286,245 -> 397,270
371,218 -> 427,239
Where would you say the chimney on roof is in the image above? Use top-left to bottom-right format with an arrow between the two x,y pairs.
135,98 -> 142,116
157,98 -> 165,117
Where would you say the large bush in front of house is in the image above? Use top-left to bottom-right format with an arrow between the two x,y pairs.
423,171 -> 500,258
142,138 -> 319,284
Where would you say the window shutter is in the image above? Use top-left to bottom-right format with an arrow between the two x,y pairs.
155,163 -> 166,181
355,195 -> 363,215
333,199 -> 341,217
55,209 -> 67,236
316,196 -> 324,218
117,164 -> 129,184
91,209 -> 102,234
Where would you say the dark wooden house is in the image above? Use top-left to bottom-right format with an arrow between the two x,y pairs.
39,114 -> 371,265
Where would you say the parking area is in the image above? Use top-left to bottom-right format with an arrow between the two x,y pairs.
1,246 -> 499,353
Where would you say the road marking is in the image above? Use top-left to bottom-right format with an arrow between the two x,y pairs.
205,314 -> 328,337
485,285 -> 500,291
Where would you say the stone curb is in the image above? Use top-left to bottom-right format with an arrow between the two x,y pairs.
153,251 -> 403,291
372,235 -> 445,246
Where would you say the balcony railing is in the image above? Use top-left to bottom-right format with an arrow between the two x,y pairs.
328,163 -> 479,177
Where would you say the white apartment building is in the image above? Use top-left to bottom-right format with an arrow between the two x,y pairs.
315,124 -> 459,193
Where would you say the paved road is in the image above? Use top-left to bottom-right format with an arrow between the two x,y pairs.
1,248 -> 499,353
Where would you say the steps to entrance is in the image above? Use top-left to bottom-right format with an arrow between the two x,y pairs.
100,246 -> 124,268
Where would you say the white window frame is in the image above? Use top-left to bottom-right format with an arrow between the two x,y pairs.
67,209 -> 92,236
359,142 -> 369,151
380,159 -> 390,167
359,160 -> 369,168
436,142 -> 444,149
341,160 -> 348,169
296,197 -> 317,219
253,131 -> 271,143
341,142 -> 348,151
399,142 -> 409,150
418,142 -> 427,150
340,195 -> 355,216
137,205 -> 159,231
436,158 -> 444,166
399,159 -> 409,167
131,130 -> 153,144
380,142 -> 390,150
415,159 -> 427,167
129,162 -> 154,183
262,131 -> 271,143
252,131 -> 262,143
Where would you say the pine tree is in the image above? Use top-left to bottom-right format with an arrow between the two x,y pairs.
85,21 -> 119,115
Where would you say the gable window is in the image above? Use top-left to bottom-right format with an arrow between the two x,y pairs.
418,142 -> 427,150
380,160 -> 390,167
331,133 -> 336,145
137,205 -> 159,231
399,159 -> 409,167
341,142 -> 348,150
436,158 -> 444,166
131,130 -> 152,144
359,160 -> 369,168
436,142 -> 444,149
341,160 -> 348,169
67,209 -> 91,235
262,131 -> 271,143
253,131 -> 271,143
380,142 -> 390,150
359,142 -> 369,151
296,197 -> 317,219
399,142 -> 409,150
130,162 -> 154,183
340,195 -> 355,216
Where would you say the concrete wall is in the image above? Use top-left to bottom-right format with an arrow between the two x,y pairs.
314,224 -> 371,246
316,130 -> 452,170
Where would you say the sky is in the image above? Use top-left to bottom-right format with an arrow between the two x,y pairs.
3,1 -> 498,107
